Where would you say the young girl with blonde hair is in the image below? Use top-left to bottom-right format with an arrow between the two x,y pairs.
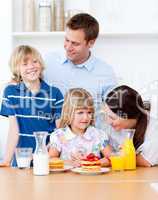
49,88 -> 110,165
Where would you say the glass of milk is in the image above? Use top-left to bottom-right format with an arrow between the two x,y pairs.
15,148 -> 33,169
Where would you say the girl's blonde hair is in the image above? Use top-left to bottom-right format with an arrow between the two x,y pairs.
9,45 -> 45,82
59,88 -> 95,128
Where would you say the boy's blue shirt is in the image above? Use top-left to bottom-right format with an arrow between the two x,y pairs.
0,80 -> 64,153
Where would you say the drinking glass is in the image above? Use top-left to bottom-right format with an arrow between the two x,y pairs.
15,148 -> 32,169
110,152 -> 124,171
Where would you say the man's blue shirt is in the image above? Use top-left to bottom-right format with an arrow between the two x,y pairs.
44,52 -> 117,101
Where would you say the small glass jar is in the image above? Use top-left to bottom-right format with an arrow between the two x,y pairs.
38,0 -> 51,32
23,0 -> 35,32
54,0 -> 64,31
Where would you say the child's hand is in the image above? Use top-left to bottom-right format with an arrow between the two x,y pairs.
70,152 -> 85,167
0,161 -> 10,167
48,147 -> 60,158
100,157 -> 111,167
71,152 -> 85,161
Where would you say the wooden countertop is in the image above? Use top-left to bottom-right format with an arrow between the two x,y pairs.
0,167 -> 158,200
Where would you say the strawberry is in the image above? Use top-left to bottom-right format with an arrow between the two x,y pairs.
87,153 -> 95,159
86,153 -> 100,161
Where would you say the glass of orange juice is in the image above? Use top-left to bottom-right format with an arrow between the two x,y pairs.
110,152 -> 124,171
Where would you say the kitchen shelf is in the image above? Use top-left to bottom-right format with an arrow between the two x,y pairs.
12,32 -> 65,37
12,31 -> 158,38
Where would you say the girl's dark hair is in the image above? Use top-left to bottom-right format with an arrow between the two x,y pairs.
105,85 -> 148,149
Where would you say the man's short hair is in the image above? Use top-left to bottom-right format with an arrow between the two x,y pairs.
66,13 -> 99,42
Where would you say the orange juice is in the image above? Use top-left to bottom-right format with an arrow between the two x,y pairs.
110,155 -> 124,171
122,138 -> 136,170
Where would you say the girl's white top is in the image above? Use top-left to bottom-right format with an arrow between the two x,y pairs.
50,126 -> 107,160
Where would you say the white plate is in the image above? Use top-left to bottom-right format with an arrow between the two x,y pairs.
71,167 -> 110,175
50,165 -> 73,172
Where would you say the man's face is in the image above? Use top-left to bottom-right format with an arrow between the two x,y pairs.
64,28 -> 95,64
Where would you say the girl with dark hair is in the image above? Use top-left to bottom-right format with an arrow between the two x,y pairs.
104,85 -> 158,167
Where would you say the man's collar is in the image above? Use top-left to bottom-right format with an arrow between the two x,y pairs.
60,52 -> 96,71
77,53 -> 95,71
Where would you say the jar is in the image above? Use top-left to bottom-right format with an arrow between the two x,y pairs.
54,0 -> 64,31
38,0 -> 51,32
23,0 -> 35,32
51,0 -> 55,31
33,132 -> 49,175
121,129 -> 136,170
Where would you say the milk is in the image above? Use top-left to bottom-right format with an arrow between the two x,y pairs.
16,157 -> 31,168
33,153 -> 49,175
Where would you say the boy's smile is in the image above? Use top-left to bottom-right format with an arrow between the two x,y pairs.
19,54 -> 42,83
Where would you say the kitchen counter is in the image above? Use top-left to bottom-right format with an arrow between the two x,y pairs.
0,167 -> 158,200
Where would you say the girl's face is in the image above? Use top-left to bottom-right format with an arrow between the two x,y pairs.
70,108 -> 93,134
19,54 -> 42,83
104,104 -> 137,132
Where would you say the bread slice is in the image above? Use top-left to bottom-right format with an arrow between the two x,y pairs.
49,158 -> 64,169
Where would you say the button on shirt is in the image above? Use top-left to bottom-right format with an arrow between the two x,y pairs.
0,80 -> 64,151
50,126 -> 108,160
44,52 -> 117,100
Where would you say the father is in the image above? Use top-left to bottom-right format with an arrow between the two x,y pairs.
44,13 -> 117,100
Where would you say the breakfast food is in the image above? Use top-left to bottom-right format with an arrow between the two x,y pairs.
81,153 -> 101,171
49,158 -> 64,169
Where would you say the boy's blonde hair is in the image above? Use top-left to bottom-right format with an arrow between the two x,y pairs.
59,88 -> 95,128
9,45 -> 45,82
